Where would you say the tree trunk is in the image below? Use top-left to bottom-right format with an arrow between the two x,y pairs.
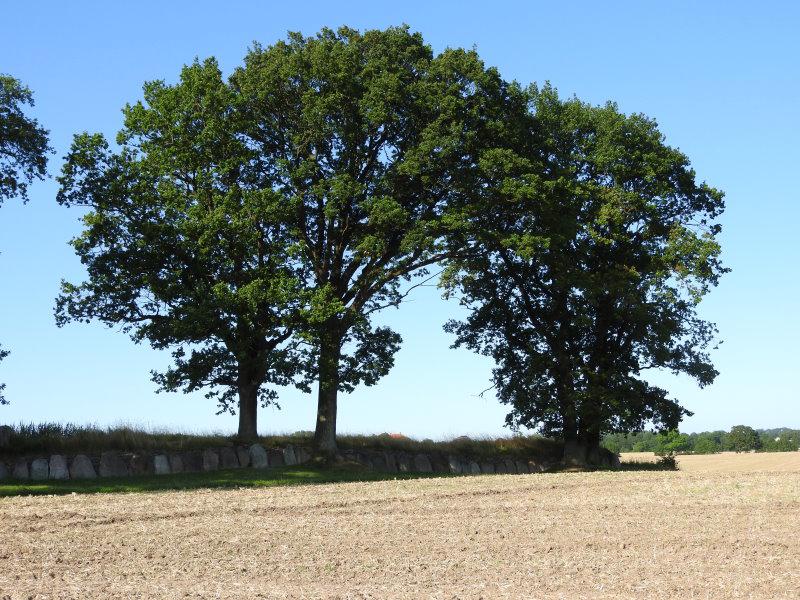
314,329 -> 342,458
237,383 -> 259,443
582,427 -> 602,466
563,435 -> 587,467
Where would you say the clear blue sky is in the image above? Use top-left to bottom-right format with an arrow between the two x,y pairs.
1,1 -> 798,438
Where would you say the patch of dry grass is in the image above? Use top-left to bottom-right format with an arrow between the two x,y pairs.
2,461 -> 800,598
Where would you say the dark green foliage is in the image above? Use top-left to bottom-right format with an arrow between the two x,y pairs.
726,425 -> 762,453
229,26 -> 514,454
57,60 -> 310,440
0,345 -> 8,406
0,75 -> 51,204
0,76 -> 52,405
603,426 -> 799,454
444,85 -> 726,465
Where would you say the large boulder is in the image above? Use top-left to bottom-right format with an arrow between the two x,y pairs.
70,455 -> 97,479
0,462 -> 8,480
294,446 -> 312,465
235,447 -> 250,468
181,451 -> 202,473
30,458 -> 49,480
515,460 -> 530,474
413,454 -> 433,473
202,449 -> 219,471
12,459 -> 29,479
468,461 -> 481,475
49,455 -> 69,480
129,453 -> 153,476
249,444 -> 268,469
396,454 -> 412,472
283,445 -> 297,466
0,425 -> 12,449
447,455 -> 463,474
99,452 -> 129,477
267,449 -> 285,468
480,461 -> 495,474
168,454 -> 184,473
219,447 -> 239,469
429,455 -> 450,474
153,454 -> 171,475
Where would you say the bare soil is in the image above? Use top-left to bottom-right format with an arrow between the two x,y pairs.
2,461 -> 800,598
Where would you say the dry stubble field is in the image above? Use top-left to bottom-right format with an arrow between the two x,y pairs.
2,453 -> 800,599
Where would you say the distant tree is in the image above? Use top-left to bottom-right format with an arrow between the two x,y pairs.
725,425 -> 762,453
759,431 -> 798,452
231,26 -> 513,456
444,86 -> 726,466
0,75 -> 52,404
655,430 -> 691,455
692,433 -> 721,454
57,59 -> 307,440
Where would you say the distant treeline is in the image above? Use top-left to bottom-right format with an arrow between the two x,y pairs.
603,426 -> 800,455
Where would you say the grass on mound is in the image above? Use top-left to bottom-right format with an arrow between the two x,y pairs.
1,422 -> 564,461
0,465 -> 455,498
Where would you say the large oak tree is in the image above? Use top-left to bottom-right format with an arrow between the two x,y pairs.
57,60 -> 307,440
0,75 -> 51,404
231,26 -> 513,455
444,86 -> 726,465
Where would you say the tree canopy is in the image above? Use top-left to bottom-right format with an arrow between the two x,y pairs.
230,26 -> 515,454
54,28 -> 726,459
444,85 -> 726,465
0,75 -> 52,405
57,59 -> 308,440
0,75 -> 51,205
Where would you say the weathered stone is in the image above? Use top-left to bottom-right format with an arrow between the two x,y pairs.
447,455 -> 463,474
413,454 -> 432,473
468,461 -> 481,475
294,446 -> 311,465
30,458 -> 49,480
202,449 -> 219,471
480,461 -> 495,474
129,453 -> 152,476
70,455 -> 97,479
527,459 -> 542,473
249,444 -> 268,469
430,455 -> 450,473
267,449 -> 285,467
495,461 -> 509,474
515,460 -> 529,474
181,451 -> 202,473
168,454 -> 184,474
12,459 -> 29,479
235,447 -> 250,468
219,447 -> 239,469
153,454 -> 171,475
396,454 -> 412,472
610,453 -> 621,468
283,445 -> 297,466
49,455 -> 69,480
370,453 -> 388,471
503,459 -> 517,474
383,452 -> 397,473
356,453 -> 373,468
0,425 -> 12,448
0,462 -> 8,480
100,452 -> 130,477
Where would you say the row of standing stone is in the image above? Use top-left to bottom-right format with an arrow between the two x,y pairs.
0,443 -> 556,481
0,444 -> 311,480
